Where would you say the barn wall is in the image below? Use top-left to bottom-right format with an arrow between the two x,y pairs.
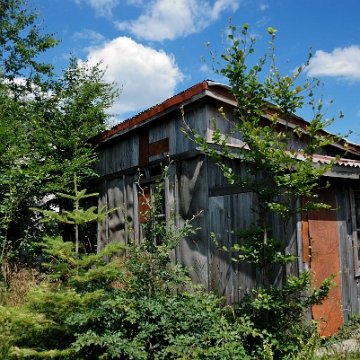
94,94 -> 360,331
206,101 -> 244,147
208,192 -> 258,303
97,136 -> 139,176
176,155 -> 210,287
336,183 -> 360,320
308,187 -> 343,336
173,105 -> 209,155
205,155 -> 301,303
97,173 -> 139,253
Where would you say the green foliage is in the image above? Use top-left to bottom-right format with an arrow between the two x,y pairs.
0,0 -> 58,265
0,0 -> 119,267
229,226 -> 297,267
184,23 -> 341,357
197,23 -> 341,206
32,173 -> 114,261
0,176 -> 253,359
0,0 -> 59,89
29,56 -> 119,193
236,272 -> 335,357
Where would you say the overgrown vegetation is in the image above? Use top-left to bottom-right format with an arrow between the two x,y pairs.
0,174 -> 357,359
0,0 -> 119,268
183,23 -> 345,357
0,1 -> 357,359
0,172 -> 254,359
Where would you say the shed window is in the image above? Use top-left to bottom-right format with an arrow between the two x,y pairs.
351,189 -> 360,276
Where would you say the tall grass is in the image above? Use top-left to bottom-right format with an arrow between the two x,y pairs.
0,262 -> 43,306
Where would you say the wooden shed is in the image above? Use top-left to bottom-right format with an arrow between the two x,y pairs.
92,80 -> 360,336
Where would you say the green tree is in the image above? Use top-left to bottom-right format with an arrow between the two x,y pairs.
0,0 -> 58,91
184,23 -> 339,356
0,0 -> 119,267
30,56 -> 118,194
0,0 -> 59,266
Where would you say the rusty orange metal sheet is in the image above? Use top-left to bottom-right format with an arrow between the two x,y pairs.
308,187 -> 343,337
301,204 -> 311,263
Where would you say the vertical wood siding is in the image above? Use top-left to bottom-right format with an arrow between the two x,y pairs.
208,192 -> 258,303
97,174 -> 139,252
100,135 -> 139,176
336,184 -> 360,320
95,97 -> 360,329
176,155 -> 209,286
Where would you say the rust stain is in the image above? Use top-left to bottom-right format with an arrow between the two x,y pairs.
301,216 -> 311,263
149,138 -> 169,157
308,187 -> 343,337
139,186 -> 151,223
138,130 -> 149,166
301,196 -> 311,263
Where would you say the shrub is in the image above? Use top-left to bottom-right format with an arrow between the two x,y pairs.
0,173 -> 253,359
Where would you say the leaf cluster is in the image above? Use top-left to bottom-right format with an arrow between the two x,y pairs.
236,271 -> 335,357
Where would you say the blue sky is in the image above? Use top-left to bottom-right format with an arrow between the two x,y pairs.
33,0 -> 360,142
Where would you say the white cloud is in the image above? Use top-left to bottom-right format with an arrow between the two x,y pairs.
75,0 -> 120,17
306,46 -> 360,81
259,3 -> 268,11
116,0 -> 241,41
73,30 -> 106,44
80,37 -> 185,115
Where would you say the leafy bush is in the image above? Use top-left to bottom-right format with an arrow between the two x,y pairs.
0,174 -> 254,359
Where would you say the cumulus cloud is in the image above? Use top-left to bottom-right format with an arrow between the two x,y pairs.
80,37 -> 185,115
74,0 -> 120,17
306,45 -> 360,81
116,0 -> 241,41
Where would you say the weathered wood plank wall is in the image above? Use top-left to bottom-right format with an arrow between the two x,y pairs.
176,155 -> 209,286
336,183 -> 360,320
94,97 -> 360,326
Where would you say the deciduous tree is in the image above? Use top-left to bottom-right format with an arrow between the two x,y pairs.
184,23 -> 340,356
0,0 -> 119,268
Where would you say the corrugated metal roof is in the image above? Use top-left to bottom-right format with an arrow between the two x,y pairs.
92,80 -> 360,158
287,151 -> 360,168
307,153 -> 360,168
92,80 -> 212,143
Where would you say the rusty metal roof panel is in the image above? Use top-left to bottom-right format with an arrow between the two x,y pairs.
92,80 -> 212,144
295,153 -> 360,167
91,80 -> 360,159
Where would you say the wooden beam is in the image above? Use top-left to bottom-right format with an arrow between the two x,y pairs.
149,138 -> 169,157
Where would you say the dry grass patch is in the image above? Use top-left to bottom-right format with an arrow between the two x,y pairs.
0,262 -> 43,306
